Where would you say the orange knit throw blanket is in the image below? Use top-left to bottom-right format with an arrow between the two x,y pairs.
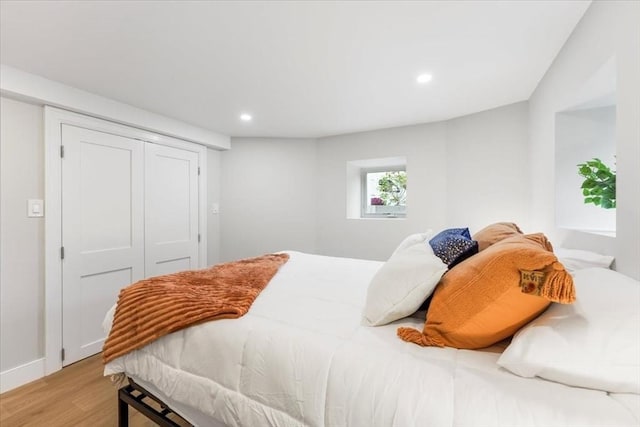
103,253 -> 289,364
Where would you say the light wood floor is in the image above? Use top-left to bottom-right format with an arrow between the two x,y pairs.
0,354 -> 190,427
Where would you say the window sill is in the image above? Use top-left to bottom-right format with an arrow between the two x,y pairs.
560,227 -> 616,238
348,216 -> 406,221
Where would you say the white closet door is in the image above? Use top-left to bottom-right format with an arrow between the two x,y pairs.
61,125 -> 144,366
145,143 -> 200,277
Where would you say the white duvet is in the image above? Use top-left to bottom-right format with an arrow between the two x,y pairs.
105,251 -> 639,427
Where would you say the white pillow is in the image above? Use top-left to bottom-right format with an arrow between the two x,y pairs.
391,231 -> 432,256
362,232 -> 447,326
498,268 -> 640,394
555,247 -> 614,273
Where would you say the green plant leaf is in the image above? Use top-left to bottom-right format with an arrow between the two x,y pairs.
581,179 -> 596,189
578,165 -> 591,176
578,157 -> 616,210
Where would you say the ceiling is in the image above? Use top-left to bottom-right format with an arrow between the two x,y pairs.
0,1 -> 590,138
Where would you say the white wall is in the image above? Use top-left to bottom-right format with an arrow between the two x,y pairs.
529,0 -> 640,279
316,122 -> 448,260
220,103 -> 529,262
0,97 -> 45,380
315,102 -> 529,260
220,138 -> 317,261
445,102 -> 530,232
207,148 -> 222,266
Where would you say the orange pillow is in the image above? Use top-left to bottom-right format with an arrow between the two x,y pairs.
473,222 -> 522,251
397,233 -> 575,349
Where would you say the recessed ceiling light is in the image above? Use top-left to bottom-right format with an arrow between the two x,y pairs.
240,113 -> 252,122
416,73 -> 432,84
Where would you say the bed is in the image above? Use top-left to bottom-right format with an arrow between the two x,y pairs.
103,246 -> 640,427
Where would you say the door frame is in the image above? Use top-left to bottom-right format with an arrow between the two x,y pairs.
44,106 -> 208,374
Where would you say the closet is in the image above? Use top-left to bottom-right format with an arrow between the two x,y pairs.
56,116 -> 205,366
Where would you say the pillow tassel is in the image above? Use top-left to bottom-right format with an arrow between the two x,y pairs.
540,262 -> 576,304
397,327 -> 444,347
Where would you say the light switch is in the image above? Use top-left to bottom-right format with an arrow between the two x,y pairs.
212,203 -> 220,214
28,199 -> 44,217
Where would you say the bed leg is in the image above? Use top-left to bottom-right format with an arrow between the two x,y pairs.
118,388 -> 129,427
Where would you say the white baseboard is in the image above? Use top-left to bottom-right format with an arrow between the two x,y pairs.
0,358 -> 45,393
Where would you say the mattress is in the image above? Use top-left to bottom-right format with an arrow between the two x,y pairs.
105,251 -> 640,426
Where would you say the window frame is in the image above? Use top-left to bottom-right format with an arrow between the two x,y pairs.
360,166 -> 407,218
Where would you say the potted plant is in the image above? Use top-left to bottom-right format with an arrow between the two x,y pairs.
577,158 -> 616,209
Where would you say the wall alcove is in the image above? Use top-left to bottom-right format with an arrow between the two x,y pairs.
555,57 -> 616,237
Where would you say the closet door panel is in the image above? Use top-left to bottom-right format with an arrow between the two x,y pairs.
145,143 -> 199,277
61,125 -> 145,365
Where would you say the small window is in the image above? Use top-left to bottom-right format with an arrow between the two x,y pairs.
361,168 -> 406,218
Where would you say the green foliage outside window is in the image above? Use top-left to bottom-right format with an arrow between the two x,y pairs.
577,158 -> 616,209
377,171 -> 407,206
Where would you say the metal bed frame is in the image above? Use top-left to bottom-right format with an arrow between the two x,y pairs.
118,377 -> 192,427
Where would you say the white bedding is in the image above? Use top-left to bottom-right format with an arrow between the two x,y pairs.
105,251 -> 639,427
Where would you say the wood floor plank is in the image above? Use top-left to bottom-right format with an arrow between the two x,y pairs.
0,354 -> 191,427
